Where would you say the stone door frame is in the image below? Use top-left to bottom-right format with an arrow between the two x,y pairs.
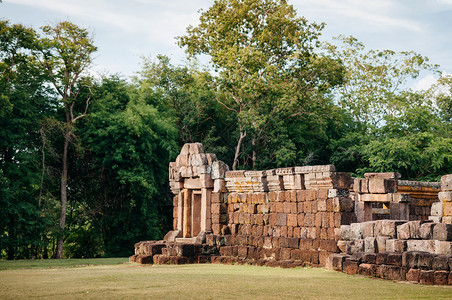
177,187 -> 212,238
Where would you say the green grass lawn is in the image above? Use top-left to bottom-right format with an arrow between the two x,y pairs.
0,259 -> 450,299
0,257 -> 127,270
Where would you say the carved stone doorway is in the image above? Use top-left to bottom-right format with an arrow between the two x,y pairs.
181,188 -> 204,238
191,191 -> 202,237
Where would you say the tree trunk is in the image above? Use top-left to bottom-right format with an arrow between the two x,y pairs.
7,217 -> 15,260
42,235 -> 48,259
251,138 -> 256,170
7,245 -> 14,260
39,127 -> 46,207
56,130 -> 70,259
232,128 -> 246,171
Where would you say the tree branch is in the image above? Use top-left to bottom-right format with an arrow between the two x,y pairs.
215,93 -> 238,113
72,97 -> 90,123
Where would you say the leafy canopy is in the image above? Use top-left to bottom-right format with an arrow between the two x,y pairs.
323,35 -> 437,127
178,0 -> 343,169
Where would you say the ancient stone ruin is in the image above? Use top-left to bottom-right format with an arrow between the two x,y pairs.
130,143 -> 452,285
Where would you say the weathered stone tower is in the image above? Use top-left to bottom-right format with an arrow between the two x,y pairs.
167,142 -> 228,242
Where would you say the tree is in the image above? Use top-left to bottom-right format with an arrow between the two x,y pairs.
361,86 -> 451,180
0,21 -> 54,259
324,35 -> 451,178
74,76 -> 178,256
35,21 -> 97,259
323,35 -> 437,127
178,0 -> 343,170
136,55 -> 235,161
428,74 -> 452,124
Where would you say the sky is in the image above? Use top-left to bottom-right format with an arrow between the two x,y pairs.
2,0 -> 452,90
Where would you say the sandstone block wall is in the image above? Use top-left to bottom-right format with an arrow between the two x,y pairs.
132,143 -> 452,284
434,175 -> 452,224
212,189 -> 353,265
339,220 -> 452,255
351,173 -> 442,223
199,165 -> 355,266
166,144 -> 448,261
327,219 -> 452,285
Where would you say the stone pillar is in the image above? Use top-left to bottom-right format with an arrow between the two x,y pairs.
183,189 -> 192,238
177,191 -> 183,231
363,202 -> 373,221
439,174 -> 452,224
191,191 -> 202,237
201,187 -> 212,232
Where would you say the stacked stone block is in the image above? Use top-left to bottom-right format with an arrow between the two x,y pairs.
327,219 -> 452,285
169,143 -> 228,195
300,165 -> 351,190
353,172 -> 441,222
399,180 -> 441,221
432,174 -> 452,224
129,241 -> 165,264
168,143 -> 229,238
130,240 -> 212,265
208,166 -> 354,267
327,251 -> 452,285
338,220 -> 452,255
210,191 -> 228,235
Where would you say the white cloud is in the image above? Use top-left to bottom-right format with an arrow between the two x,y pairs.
6,0 -> 207,55
437,0 -> 452,5
4,0 -> 451,78
294,0 -> 422,31
412,72 -> 452,92
7,0 -> 202,36
412,74 -> 438,91
8,0 -> 136,32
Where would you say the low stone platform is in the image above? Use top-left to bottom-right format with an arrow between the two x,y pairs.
326,219 -> 452,285
327,251 -> 452,285
129,240 -> 218,265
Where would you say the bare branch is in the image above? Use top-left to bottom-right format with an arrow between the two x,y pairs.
215,93 -> 238,113
35,54 -> 65,97
232,128 -> 247,171
72,97 -> 90,123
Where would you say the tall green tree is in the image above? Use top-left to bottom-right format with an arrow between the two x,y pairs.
359,94 -> 451,180
326,36 -> 451,179
323,35 -> 436,127
74,76 -> 178,256
178,0 -> 343,170
136,55 -> 235,162
429,74 -> 452,124
35,21 -> 97,259
0,21 -> 54,259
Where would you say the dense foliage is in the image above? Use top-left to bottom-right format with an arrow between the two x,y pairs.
178,0 -> 345,170
0,0 -> 450,259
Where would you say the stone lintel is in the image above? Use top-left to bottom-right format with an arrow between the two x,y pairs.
361,193 -> 393,203
184,177 -> 201,189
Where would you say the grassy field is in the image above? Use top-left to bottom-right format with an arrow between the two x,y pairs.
0,259 -> 450,299
0,257 -> 127,270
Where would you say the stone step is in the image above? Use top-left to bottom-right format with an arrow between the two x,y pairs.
175,237 -> 198,244
153,254 -> 191,264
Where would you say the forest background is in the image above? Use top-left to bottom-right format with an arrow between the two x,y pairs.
1,0 -> 451,259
